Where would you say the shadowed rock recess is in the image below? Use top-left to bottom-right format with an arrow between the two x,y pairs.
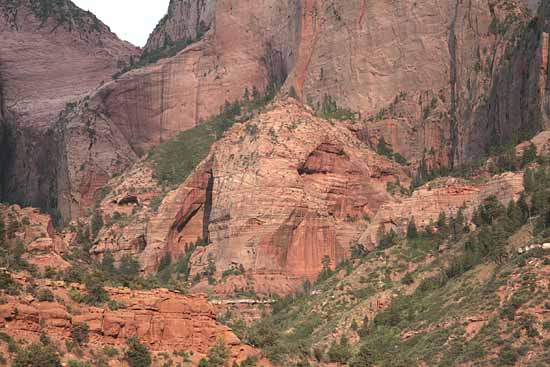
1,0 -> 550,365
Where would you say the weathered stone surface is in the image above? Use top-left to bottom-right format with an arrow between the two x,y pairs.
144,0 -> 217,52
359,172 -> 525,247
0,204 -> 71,272
104,0 -> 544,170
3,0 -> 548,224
157,100 -> 408,288
0,280 -> 266,366
90,100 -> 408,291
0,0 -> 138,219
91,160 -> 162,264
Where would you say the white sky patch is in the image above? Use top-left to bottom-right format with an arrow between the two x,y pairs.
72,0 -> 170,47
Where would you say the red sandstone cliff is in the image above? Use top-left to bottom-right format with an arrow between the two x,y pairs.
0,0 -> 139,219
0,276 -> 266,366
3,0 -> 548,224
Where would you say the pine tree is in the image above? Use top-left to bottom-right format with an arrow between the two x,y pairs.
321,255 -> 332,271
119,255 -> 140,279
506,200 -> 523,230
101,250 -> 116,274
358,315 -> 369,337
472,207 -> 482,227
489,225 -> 508,264
524,167 -> 535,192
437,211 -> 448,238
517,193 -> 530,224
379,228 -> 397,249
479,196 -> 505,225
455,208 -> 466,239
407,217 -> 418,239
0,214 -> 4,244
377,136 -> 391,157
521,143 -> 537,167
449,215 -> 458,241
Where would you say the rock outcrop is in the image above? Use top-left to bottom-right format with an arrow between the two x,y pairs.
79,0 -> 547,198
144,0 -> 216,52
358,173 -> 525,247
0,204 -> 71,272
0,278 -> 265,366
92,100 -> 409,293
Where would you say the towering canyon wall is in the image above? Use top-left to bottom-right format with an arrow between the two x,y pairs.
2,0 -> 547,222
109,0 -> 545,168
0,0 -> 138,219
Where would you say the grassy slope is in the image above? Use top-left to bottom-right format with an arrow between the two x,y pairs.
225,236 -> 550,366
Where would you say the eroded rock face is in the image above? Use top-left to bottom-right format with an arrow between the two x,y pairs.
91,161 -> 162,263
144,0 -> 217,52
484,1 -> 550,155
3,0 -> 547,224
78,0 -> 541,183
358,173 -> 525,247
98,0 -> 299,156
0,204 -> 71,272
148,101 -> 407,289
0,279 -> 264,366
53,98 -> 138,220
89,100 -> 408,291
0,0 -> 138,219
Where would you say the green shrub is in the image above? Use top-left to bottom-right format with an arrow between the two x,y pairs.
119,255 -> 141,280
151,90 -> 273,188
327,336 -> 352,363
150,102 -> 239,187
497,345 -> 518,366
71,323 -> 90,345
0,271 -> 19,294
125,337 -> 152,367
67,361 -> 92,367
12,343 -> 61,367
205,340 -> 230,367
37,288 -> 54,302
91,210 -> 104,238
401,273 -> 414,285
83,272 -> 109,305
239,355 -> 258,367
103,345 -> 119,357
349,344 -> 374,367
43,266 -> 57,279
68,288 -> 84,303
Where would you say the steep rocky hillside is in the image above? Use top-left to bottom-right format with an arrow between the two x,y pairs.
0,203 -> 269,367
138,0 -> 547,167
220,163 -> 550,365
2,1 -> 550,366
83,99 -> 540,298
0,0 -> 138,221
2,0 -> 549,225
